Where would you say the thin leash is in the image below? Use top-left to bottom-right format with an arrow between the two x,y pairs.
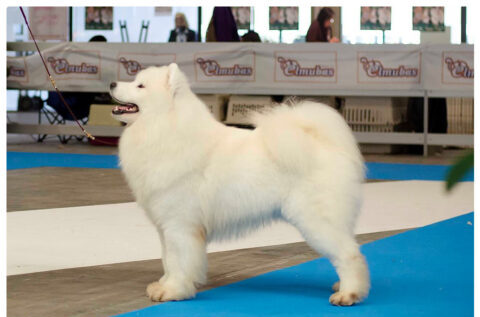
19,7 -> 118,146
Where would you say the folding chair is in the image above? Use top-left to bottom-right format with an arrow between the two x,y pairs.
38,91 -> 93,144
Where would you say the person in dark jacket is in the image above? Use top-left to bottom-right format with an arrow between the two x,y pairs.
168,13 -> 196,42
306,7 -> 339,42
206,7 -> 240,42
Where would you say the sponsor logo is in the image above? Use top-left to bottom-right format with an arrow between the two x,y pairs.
47,57 -> 98,74
196,58 -> 253,76
277,56 -> 334,77
444,57 -> 474,79
9,67 -> 25,77
119,57 -> 144,76
359,57 -> 418,78
231,103 -> 265,116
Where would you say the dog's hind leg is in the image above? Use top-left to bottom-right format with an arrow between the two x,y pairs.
146,221 -> 207,302
283,189 -> 370,306
313,226 -> 369,306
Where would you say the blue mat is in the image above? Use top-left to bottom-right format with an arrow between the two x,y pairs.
115,213 -> 473,317
6,152 -> 474,182
365,162 -> 474,181
7,152 -> 119,170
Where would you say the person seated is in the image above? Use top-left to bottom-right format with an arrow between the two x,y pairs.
206,7 -> 240,42
241,30 -> 261,42
306,7 -> 340,43
168,13 -> 197,42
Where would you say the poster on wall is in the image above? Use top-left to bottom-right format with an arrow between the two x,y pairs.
85,7 -> 113,30
360,7 -> 391,30
154,7 -> 172,16
28,7 -> 69,41
231,7 -> 251,30
413,7 -> 445,31
269,7 -> 299,30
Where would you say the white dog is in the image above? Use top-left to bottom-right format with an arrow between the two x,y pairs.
110,64 -> 370,306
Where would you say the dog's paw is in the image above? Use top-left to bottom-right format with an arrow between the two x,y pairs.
329,291 -> 360,306
146,281 -> 164,301
146,279 -> 196,302
332,281 -> 340,292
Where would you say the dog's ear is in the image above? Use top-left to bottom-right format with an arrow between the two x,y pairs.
167,63 -> 187,97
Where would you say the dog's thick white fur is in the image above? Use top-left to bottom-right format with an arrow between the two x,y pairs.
110,64 -> 370,306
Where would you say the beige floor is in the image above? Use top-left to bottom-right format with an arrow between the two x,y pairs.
6,136 -> 472,317
7,167 -> 133,212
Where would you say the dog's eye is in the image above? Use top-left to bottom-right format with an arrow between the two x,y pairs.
137,84 -> 145,88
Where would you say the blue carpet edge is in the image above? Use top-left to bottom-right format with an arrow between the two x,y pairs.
6,151 -> 474,182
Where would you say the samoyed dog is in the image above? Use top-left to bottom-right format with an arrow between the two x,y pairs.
110,64 -> 369,306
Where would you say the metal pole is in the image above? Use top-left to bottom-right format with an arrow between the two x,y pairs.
251,7 -> 255,30
461,7 -> 467,43
138,21 -> 143,42
197,7 -> 202,42
423,91 -> 429,157
144,21 -> 149,42
119,20 -> 124,42
69,7 -> 73,41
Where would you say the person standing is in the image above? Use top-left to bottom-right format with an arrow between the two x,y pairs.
168,13 -> 197,42
306,7 -> 339,42
206,7 -> 240,42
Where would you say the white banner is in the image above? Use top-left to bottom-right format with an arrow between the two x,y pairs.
441,50 -> 474,85
45,49 -> 102,81
274,51 -> 337,84
7,42 -> 473,96
423,44 -> 474,92
194,49 -> 256,82
117,52 -> 176,81
7,57 -> 29,84
356,50 -> 421,85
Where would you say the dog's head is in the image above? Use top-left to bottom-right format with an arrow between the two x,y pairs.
109,63 -> 187,124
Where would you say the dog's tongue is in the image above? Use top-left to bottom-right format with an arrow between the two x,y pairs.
112,104 -> 139,115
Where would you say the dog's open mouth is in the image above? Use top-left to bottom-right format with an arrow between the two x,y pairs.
112,103 -> 139,115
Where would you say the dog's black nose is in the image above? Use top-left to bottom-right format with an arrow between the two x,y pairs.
110,82 -> 117,89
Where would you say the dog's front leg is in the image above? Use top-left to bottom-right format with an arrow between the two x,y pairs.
146,221 -> 207,302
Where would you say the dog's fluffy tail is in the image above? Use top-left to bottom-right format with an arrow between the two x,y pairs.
251,101 -> 364,177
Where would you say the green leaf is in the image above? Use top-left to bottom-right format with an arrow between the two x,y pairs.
445,150 -> 474,191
